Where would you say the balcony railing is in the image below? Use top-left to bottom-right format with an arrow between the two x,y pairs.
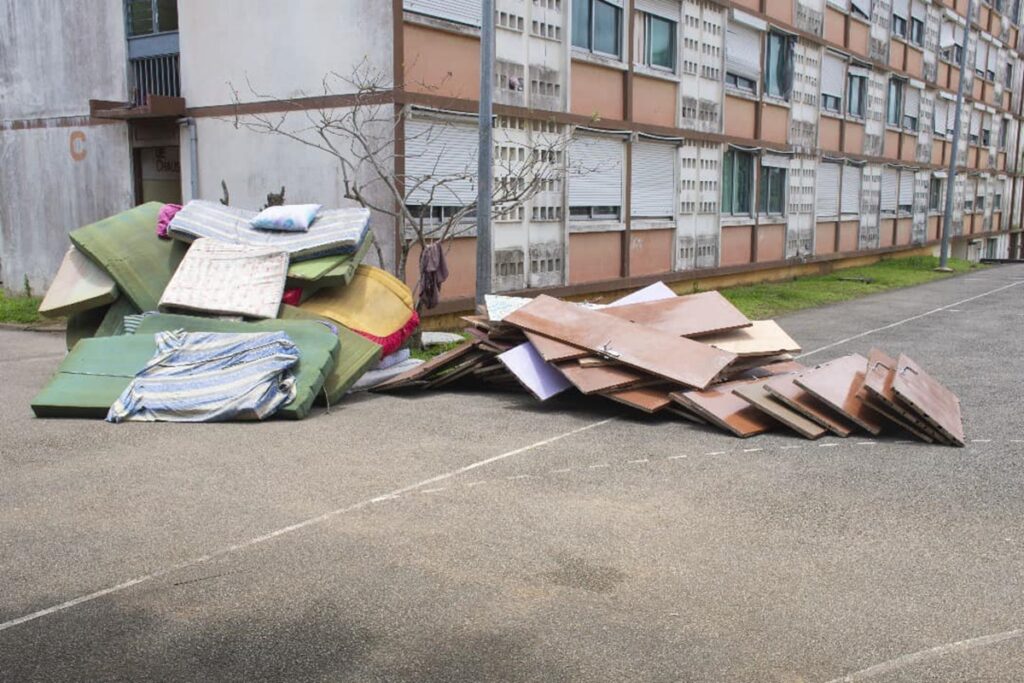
130,52 -> 180,105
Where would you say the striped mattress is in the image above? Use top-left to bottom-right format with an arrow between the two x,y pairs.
167,200 -> 371,262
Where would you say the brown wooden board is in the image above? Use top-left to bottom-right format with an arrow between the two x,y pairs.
601,385 -> 676,413
793,354 -> 888,435
372,341 -> 478,391
891,353 -> 966,446
700,320 -> 801,357
669,363 -> 802,437
732,383 -> 828,440
665,406 -> 708,424
601,290 -> 751,338
506,295 -> 736,389
763,376 -> 856,437
523,330 -> 589,362
861,348 -> 947,444
556,361 -> 647,394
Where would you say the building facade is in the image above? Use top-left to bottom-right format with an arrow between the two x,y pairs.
2,0 -> 1023,307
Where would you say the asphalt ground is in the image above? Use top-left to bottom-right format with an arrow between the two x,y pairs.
1,264 -> 1023,682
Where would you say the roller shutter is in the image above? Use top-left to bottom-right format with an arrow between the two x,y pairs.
725,23 -> 761,81
911,0 -> 926,20
404,0 -> 482,27
898,170 -> 915,209
893,0 -> 910,18
569,135 -> 625,208
881,167 -> 899,213
405,118 -> 479,205
816,162 -> 841,218
905,87 -> 921,119
631,140 -> 676,218
934,99 -> 948,135
841,165 -> 862,215
822,53 -> 846,99
850,0 -> 871,18
635,0 -> 679,20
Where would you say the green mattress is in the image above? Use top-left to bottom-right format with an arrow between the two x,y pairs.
33,315 -> 340,421
69,203 -> 188,312
279,304 -> 382,404
286,231 -> 374,288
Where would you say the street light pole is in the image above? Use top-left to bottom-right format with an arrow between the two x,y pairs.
476,0 -> 495,309
938,0 -> 974,271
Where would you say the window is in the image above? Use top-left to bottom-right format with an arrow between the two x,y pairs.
726,72 -> 757,92
982,126 -> 992,147
823,94 -> 842,112
126,0 -> 177,36
848,73 -> 867,117
910,18 -> 925,45
569,206 -> 621,219
764,32 -> 794,100
822,53 -> 845,114
759,162 -> 787,215
903,88 -> 920,131
887,78 -> 905,127
643,13 -> 676,70
976,194 -> 985,212
572,0 -> 622,57
892,14 -> 908,38
722,150 -> 754,215
929,177 -> 943,212
1000,121 -> 1010,150
995,192 -> 1003,210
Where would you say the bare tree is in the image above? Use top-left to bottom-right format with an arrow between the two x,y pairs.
229,61 -> 575,311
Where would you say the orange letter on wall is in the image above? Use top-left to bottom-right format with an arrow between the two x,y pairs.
69,131 -> 87,161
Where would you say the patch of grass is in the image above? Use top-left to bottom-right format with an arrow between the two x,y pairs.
409,339 -> 466,361
720,255 -> 980,320
0,292 -> 43,324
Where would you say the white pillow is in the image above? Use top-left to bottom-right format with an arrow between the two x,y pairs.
250,204 -> 322,232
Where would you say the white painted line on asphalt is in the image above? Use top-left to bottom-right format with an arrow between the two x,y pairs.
668,455 -> 688,460
1011,440 -> 1024,444
507,474 -> 533,480
0,416 -> 618,634
798,280 -> 1024,359
422,487 -> 448,494
628,458 -> 650,464
780,445 -> 803,449
856,442 -> 878,446
547,468 -> 572,474
819,443 -> 839,448
823,628 -> 1023,682
972,439 -> 993,443
466,480 -> 488,487
743,448 -> 763,453
706,451 -> 726,456
589,463 -> 611,468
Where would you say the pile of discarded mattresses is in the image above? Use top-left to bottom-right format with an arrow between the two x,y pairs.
32,200 -> 423,422
376,283 -> 965,446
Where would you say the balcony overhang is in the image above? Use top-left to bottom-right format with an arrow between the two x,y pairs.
89,95 -> 186,120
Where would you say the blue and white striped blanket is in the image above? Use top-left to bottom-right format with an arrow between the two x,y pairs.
167,200 -> 371,262
107,330 -> 299,423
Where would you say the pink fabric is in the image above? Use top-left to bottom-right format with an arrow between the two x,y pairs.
281,288 -> 303,306
156,204 -> 183,239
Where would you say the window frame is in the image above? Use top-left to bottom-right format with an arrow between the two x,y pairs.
569,205 -> 622,221
847,73 -> 867,118
125,0 -> 177,37
643,12 -> 677,72
910,17 -> 925,46
722,149 -> 755,216
891,14 -> 908,39
928,177 -> 943,212
764,32 -> 794,101
572,0 -> 623,59
758,164 -> 788,216
886,78 -> 905,128
725,72 -> 757,93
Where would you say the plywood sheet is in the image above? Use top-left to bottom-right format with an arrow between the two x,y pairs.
701,320 -> 801,357
601,385 -> 675,413
601,291 -> 751,338
556,361 -> 647,394
506,295 -> 736,389
372,341 -> 478,391
523,330 -> 589,362
497,343 -> 572,401
793,354 -> 887,435
39,247 -> 119,318
892,353 -> 966,446
861,348 -> 946,443
763,376 -> 855,437
733,383 -> 828,440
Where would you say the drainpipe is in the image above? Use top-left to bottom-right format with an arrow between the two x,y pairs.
178,117 -> 199,201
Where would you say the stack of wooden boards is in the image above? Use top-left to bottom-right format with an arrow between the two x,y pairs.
376,283 -> 965,446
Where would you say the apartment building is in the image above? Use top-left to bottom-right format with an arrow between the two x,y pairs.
2,0 -> 1022,306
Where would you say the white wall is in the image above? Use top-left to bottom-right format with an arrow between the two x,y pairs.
0,0 -> 128,120
178,0 -> 393,107
0,124 -> 134,293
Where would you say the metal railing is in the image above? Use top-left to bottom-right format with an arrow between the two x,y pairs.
130,53 -> 180,106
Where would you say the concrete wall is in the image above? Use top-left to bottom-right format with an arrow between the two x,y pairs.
0,0 -> 133,292
0,0 -> 129,120
178,0 -> 393,107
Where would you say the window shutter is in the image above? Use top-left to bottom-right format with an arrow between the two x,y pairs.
635,0 -> 679,20
816,162 -> 840,218
970,111 -> 982,135
404,0 -> 482,26
988,45 -> 999,73
631,141 -> 676,218
725,23 -> 761,80
569,134 -> 624,208
892,0 -> 910,17
822,53 -> 845,98
881,167 -> 899,212
911,0 -> 926,20
761,153 -> 791,168
405,118 -> 479,205
850,0 -> 871,16
905,87 -> 920,118
898,170 -> 914,208
934,99 -> 948,134
841,165 -> 862,215
940,22 -> 955,48
976,41 -> 989,70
